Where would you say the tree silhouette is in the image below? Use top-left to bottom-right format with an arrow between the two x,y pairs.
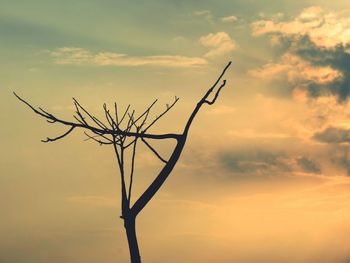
14,61 -> 231,263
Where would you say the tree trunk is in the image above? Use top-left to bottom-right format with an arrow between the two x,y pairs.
124,216 -> 141,263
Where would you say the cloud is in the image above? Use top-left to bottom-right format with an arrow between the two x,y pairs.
291,39 -> 350,101
333,148 -> 350,175
220,150 -> 288,174
297,156 -> 321,173
221,15 -> 238,23
248,62 -> 290,79
194,10 -> 211,16
50,47 -> 207,68
249,50 -> 342,86
228,130 -> 291,139
194,10 -> 213,21
199,32 -> 236,58
251,6 -> 350,48
293,95 -> 350,138
219,148 -> 320,175
313,127 -> 350,144
51,33 -> 236,68
250,7 -> 350,102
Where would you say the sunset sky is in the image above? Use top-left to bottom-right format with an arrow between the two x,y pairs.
2,1 -> 350,262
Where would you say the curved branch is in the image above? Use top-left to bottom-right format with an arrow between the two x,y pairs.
41,126 -> 75,143
204,80 -> 226,105
131,61 -> 232,216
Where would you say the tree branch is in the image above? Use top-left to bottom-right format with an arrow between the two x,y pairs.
141,138 -> 167,164
112,138 -> 129,217
119,104 -> 130,126
203,80 -> 226,105
129,100 -> 157,129
14,61 -> 232,220
142,96 -> 179,133
41,126 -> 75,143
131,61 -> 232,216
83,132 -> 114,145
128,138 -> 138,205
14,92 -> 181,141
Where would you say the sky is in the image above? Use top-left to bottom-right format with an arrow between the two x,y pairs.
2,0 -> 350,262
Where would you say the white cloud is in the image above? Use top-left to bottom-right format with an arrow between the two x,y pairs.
283,53 -> 342,85
50,47 -> 207,68
248,62 -> 290,79
249,6 -> 350,103
248,52 -> 342,91
194,10 -> 213,21
251,6 -> 350,48
221,15 -> 238,23
199,32 -> 236,58
194,10 -> 211,16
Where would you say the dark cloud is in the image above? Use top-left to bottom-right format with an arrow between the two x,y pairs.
293,37 -> 350,102
219,148 -> 320,175
329,147 -> 350,175
254,32 -> 350,102
273,35 -> 350,102
297,156 -> 321,174
219,149 -> 288,174
313,127 -> 350,144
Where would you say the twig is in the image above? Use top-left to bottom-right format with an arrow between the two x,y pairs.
42,126 -> 75,143
143,96 -> 179,133
141,138 -> 167,163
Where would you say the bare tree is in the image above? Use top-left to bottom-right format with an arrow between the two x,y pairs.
14,62 -> 231,263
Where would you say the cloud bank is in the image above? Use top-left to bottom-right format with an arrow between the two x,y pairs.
50,47 -> 207,68
250,6 -> 350,102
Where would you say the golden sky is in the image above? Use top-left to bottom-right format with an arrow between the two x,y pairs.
2,1 -> 350,262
